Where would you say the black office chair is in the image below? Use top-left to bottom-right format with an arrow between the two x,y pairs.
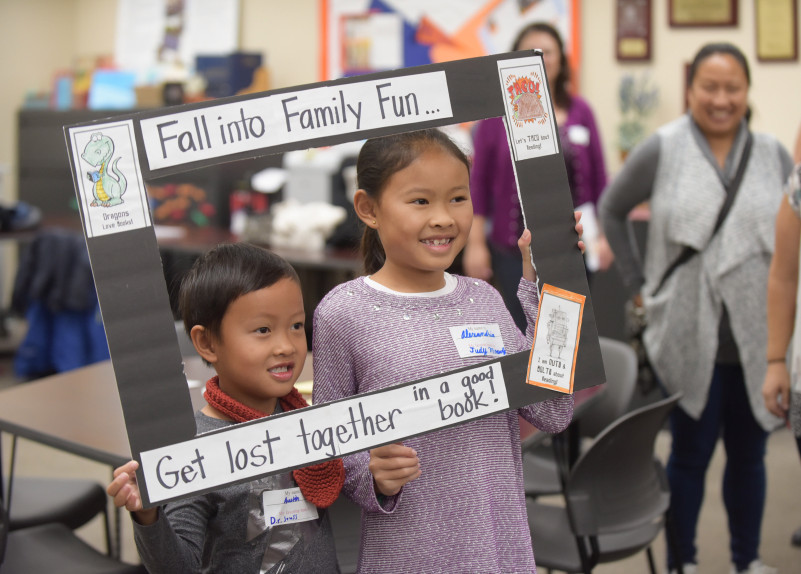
7,476 -> 112,554
522,336 -> 639,497
527,393 -> 682,574
327,495 -> 362,574
0,498 -> 146,574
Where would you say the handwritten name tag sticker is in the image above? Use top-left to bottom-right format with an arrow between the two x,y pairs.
526,285 -> 585,394
449,324 -> 507,358
262,487 -> 318,526
567,124 -> 590,146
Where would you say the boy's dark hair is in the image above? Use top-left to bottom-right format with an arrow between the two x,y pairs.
512,22 -> 571,110
356,128 -> 471,275
179,242 -> 299,339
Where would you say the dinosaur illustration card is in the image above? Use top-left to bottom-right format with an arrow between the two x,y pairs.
67,120 -> 151,238
527,284 -> 585,394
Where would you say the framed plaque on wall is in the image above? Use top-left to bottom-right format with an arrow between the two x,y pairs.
756,0 -> 798,61
669,0 -> 737,27
617,0 -> 651,61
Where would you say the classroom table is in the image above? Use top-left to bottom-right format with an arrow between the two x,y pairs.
0,353 -> 602,559
0,355 -> 316,558
0,358 -> 210,468
0,353 -> 600,483
0,357 -> 211,557
0,355 -> 318,472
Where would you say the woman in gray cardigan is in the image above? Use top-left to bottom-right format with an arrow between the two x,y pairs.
600,43 -> 792,574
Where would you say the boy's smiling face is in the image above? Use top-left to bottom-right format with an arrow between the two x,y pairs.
203,277 -> 307,415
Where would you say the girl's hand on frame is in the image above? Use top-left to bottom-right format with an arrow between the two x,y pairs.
574,211 -> 586,254
107,460 -> 158,525
369,443 -> 421,497
518,229 -> 537,283
518,211 -> 584,283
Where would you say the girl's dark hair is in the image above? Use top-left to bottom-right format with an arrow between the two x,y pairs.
512,22 -> 571,109
688,42 -> 751,86
179,242 -> 299,340
356,129 -> 471,275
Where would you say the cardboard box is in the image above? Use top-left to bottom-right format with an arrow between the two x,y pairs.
195,52 -> 263,98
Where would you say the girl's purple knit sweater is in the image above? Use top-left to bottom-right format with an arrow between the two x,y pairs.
313,275 -> 574,573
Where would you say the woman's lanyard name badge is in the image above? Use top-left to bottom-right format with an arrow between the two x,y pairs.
262,487 -> 318,526
526,284 -> 585,394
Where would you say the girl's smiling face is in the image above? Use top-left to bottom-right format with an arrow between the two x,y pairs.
687,52 -> 749,141
357,145 -> 473,293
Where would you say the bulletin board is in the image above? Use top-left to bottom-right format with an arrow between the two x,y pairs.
65,51 -> 603,508
321,0 -> 581,81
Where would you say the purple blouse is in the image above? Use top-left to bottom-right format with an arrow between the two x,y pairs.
471,95 -> 607,249
312,276 -> 574,573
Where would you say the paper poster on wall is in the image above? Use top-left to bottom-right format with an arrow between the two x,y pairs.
65,51 -> 604,507
115,0 -> 239,85
527,284 -> 585,394
322,0 -> 577,80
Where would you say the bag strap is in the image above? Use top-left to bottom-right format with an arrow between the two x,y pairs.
651,132 -> 753,297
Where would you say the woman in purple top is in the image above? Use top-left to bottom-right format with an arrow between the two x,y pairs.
464,22 -> 608,331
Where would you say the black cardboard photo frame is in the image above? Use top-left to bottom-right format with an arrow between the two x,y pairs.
65,51 -> 604,508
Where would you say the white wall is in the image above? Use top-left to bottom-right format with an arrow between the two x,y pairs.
580,0 -> 801,173
0,0 -> 77,201
239,0 -> 319,90
2,0 -> 800,201
0,0 -> 320,204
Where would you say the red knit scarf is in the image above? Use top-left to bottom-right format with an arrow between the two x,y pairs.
204,376 -> 344,508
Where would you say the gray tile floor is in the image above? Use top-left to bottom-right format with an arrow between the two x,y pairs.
1,317 -> 800,573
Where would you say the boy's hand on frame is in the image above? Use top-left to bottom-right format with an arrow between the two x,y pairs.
108,460 -> 158,525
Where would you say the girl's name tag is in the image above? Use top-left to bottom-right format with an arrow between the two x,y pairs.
262,487 -> 318,526
449,323 -> 507,358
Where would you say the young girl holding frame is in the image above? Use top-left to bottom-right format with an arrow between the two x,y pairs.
312,128 -> 578,573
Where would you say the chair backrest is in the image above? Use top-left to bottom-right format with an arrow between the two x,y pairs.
578,336 -> 638,438
175,320 -> 199,357
0,500 -> 7,565
327,496 -> 361,574
565,393 -> 680,537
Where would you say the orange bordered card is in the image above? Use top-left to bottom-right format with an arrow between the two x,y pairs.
526,284 -> 585,394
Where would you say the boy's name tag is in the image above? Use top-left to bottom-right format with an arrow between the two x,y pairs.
449,324 -> 507,358
262,488 -> 318,526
